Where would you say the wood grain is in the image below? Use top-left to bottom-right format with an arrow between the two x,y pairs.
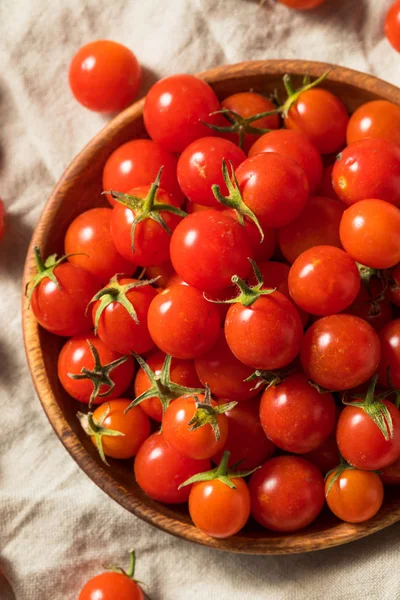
22,60 -> 400,555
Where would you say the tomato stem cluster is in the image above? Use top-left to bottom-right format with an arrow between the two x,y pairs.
179,450 -> 259,490
187,384 -> 237,442
78,405 -> 125,465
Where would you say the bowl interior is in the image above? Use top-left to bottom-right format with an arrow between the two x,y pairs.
22,60 -> 400,554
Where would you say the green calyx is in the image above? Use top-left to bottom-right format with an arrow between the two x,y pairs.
68,339 -> 128,408
187,384 -> 237,442
106,167 -> 186,252
325,455 -> 355,498
77,405 -> 124,466
244,368 -> 290,392
342,374 -> 395,441
88,274 -> 160,332
25,246 -> 78,306
280,71 -> 330,116
355,264 -> 388,317
179,450 -> 260,490
108,549 -> 142,583
125,353 -> 204,417
205,258 -> 275,308
212,159 -> 264,243
202,106 -> 280,149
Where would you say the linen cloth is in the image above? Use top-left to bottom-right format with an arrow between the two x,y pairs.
1,0 -> 399,598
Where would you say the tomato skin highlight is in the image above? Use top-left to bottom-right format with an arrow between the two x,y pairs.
79,571 -> 144,600
300,314 -> 381,391
385,0 -> 400,53
377,319 -> 400,390
326,469 -> 384,523
189,477 -> 251,538
332,139 -> 400,207
103,139 -> 184,207
143,74 -> 220,153
260,373 -> 336,454
69,40 -> 141,113
134,432 -> 210,504
225,290 -> 304,371
249,456 -> 325,532
347,100 -> 400,147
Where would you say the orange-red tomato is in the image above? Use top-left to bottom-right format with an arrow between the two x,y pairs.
79,571 -> 144,600
386,0 -> 400,52
326,469 -> 384,523
347,100 -> 400,146
278,0 -> 326,8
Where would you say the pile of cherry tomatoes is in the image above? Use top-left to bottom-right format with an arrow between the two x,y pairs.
28,67 -> 400,541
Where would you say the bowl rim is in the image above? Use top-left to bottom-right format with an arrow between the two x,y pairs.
22,59 -> 400,555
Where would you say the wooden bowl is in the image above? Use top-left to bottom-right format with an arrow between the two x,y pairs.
22,60 -> 400,555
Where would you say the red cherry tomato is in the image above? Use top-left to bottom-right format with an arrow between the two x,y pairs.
235,153 -> 309,229
278,0 -> 326,8
134,432 -> 210,503
386,0 -> 400,52
58,334 -> 135,404
339,199 -> 400,269
79,571 -> 144,600
301,315 -> 381,391
248,129 -> 323,195
325,469 -> 384,523
103,139 -> 184,207
288,246 -> 360,316
92,277 -> 157,355
381,457 -> 400,484
177,137 -> 246,209
222,208 -> 277,264
144,262 -> 175,288
111,184 -> 184,267
65,208 -> 133,284
170,210 -> 253,292
260,373 -> 336,454
219,92 -> 280,153
225,290 -> 303,371
211,398 -> 276,470
134,350 -> 202,422
69,40 -> 141,113
163,394 -> 229,460
278,196 -> 344,264
347,100 -> 400,146
29,251 -> 100,337
378,319 -> 400,389
387,263 -> 400,306
303,435 -> 341,474
189,476 -> 251,538
0,198 -> 4,240
194,331 -> 260,402
346,277 -> 393,333
143,74 -> 220,153
318,164 -> 339,200
332,139 -> 400,207
249,456 -> 325,532
147,284 -> 220,359
337,400 -> 400,470
90,399 -> 150,459
284,89 -> 348,155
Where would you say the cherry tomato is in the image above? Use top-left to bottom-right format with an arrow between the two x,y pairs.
278,196 -> 344,264
0,198 -> 4,240
381,457 -> 400,484
386,0 -> 400,52
69,40 -> 141,113
170,210 -> 253,292
346,277 -> 393,333
91,277 -> 157,355
90,399 -> 150,459
144,262 -> 175,288
225,290 -> 303,370
189,476 -> 251,538
248,129 -> 323,195
347,100 -> 400,146
111,183 -> 184,267
219,92 -> 280,153
103,139 -> 184,207
288,246 -> 360,316
58,334 -> 135,404
79,571 -> 143,600
284,89 -> 348,155
143,74 -> 220,153
163,394 -> 229,460
65,208 -> 132,284
235,153 -> 309,229
249,456 -> 325,532
212,398 -> 275,470
337,399 -> 400,470
222,208 -> 277,264
378,319 -> 400,389
194,331 -> 260,402
28,249 -> 100,337
303,435 -> 341,474
147,284 -> 220,359
387,263 -> 400,306
134,350 -> 202,422
177,137 -> 246,209
326,469 -> 384,523
332,139 -> 400,207
260,373 -> 336,453
318,164 -> 339,200
278,0 -> 326,8
134,432 -> 210,503
301,315 -> 381,390
340,199 -> 400,269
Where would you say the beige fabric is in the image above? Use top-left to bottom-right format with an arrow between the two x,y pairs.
1,0 -> 399,598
